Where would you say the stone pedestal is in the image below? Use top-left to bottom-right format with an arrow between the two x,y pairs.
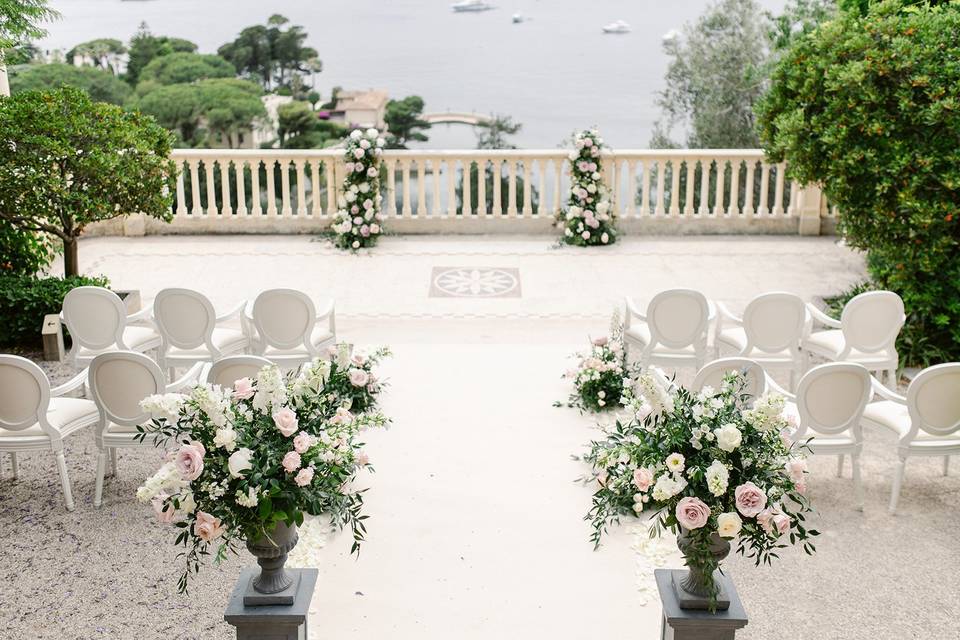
655,569 -> 748,640
224,567 -> 317,640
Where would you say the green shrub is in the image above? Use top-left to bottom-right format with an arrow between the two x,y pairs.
757,1 -> 960,366
0,222 -> 55,276
0,274 -> 109,348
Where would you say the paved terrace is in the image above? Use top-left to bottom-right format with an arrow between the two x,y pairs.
4,236 -> 958,639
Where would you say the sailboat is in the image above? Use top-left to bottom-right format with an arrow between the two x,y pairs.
602,20 -> 631,34
452,0 -> 494,12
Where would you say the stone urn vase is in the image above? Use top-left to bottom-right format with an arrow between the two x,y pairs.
673,529 -> 731,611
244,521 -> 299,605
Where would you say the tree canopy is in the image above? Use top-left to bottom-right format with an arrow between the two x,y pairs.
125,22 -> 197,86
0,87 -> 176,276
134,78 -> 265,148
757,0 -> 960,364
475,114 -> 521,150
217,14 -> 320,91
384,95 -> 430,149
137,52 -> 235,87
10,62 -> 131,104
276,100 -> 345,148
0,0 -> 58,49
66,38 -> 126,71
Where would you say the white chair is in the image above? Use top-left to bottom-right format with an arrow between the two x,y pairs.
154,288 -> 250,380
802,291 -> 905,388
0,355 -> 99,511
61,286 -> 162,368
206,355 -> 273,388
692,357 -> 768,400
88,351 -> 202,507
624,289 -> 712,371
861,363 -> 960,514
715,292 -> 807,389
783,362 -> 872,510
246,289 -> 336,369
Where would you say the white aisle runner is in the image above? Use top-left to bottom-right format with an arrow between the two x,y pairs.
290,342 -> 679,639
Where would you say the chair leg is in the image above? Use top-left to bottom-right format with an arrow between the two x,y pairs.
110,448 -> 119,479
789,367 -> 797,393
889,458 -> 907,515
884,368 -> 896,390
168,367 -> 177,383
801,349 -> 810,373
10,452 -> 18,479
944,456 -> 950,477
55,451 -> 75,512
94,450 -> 108,508
836,454 -> 844,478
851,453 -> 864,512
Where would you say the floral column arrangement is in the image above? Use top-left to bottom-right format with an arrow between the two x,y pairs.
557,129 -> 617,246
332,128 -> 385,250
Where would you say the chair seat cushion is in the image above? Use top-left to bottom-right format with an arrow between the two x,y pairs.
0,398 -> 98,442
78,325 -> 161,359
802,330 -> 894,365
717,327 -> 793,358
625,324 -> 696,355
863,401 -> 960,448
167,328 -> 249,359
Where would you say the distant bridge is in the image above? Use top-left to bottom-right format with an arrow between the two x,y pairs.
423,112 -> 492,126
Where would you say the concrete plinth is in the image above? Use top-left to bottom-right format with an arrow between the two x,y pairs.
225,567 -> 317,640
656,569 -> 748,640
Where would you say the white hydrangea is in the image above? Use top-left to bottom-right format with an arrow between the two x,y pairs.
139,393 -> 186,422
651,473 -> 687,501
236,486 -> 259,508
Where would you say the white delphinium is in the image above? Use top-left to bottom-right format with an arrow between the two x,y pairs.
705,460 -> 729,496
136,462 -> 185,502
252,365 -> 287,413
236,486 -> 259,508
744,393 -> 788,431
140,393 -> 186,422
635,372 -> 675,416
213,427 -> 238,452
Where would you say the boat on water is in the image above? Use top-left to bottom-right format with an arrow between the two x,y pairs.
602,20 -> 631,34
512,13 -> 523,23
452,0 -> 494,12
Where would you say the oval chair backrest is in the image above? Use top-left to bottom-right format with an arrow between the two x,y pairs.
207,356 -> 274,388
62,286 -> 126,351
646,289 -> 710,349
692,358 -> 767,400
0,355 -> 50,432
840,291 -> 905,353
796,362 -> 871,436
742,292 -> 806,353
908,363 -> 960,438
88,351 -> 165,427
252,289 -> 316,351
154,288 -> 216,350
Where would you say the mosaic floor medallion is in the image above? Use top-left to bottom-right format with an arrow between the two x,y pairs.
429,267 -> 521,298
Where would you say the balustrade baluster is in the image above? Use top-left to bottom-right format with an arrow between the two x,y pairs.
462,158 -> 472,217
265,160 -> 277,215
324,160 -> 336,215
743,160 -> 755,216
553,161 -> 562,215
280,160 -> 292,216
446,159 -> 457,216
310,160 -> 321,216
401,160 -> 412,216
219,159 -> 233,216
772,163 -> 785,216
477,159 -> 488,216
787,180 -> 799,217
698,160 -> 710,215
536,161 -> 546,216
507,161 -> 518,217
432,159 -> 442,217
417,160 -> 427,216
235,160 -> 247,216
727,159 -> 740,216
625,161 -> 636,218
522,159 -> 533,216
655,160 -> 666,216
205,160 -> 218,216
250,160 -> 262,215
712,160 -> 725,216
683,159 -> 695,215
385,159 -> 396,217
758,164 -> 770,215
295,160 -> 307,216
175,160 -> 187,216
492,159 -> 503,217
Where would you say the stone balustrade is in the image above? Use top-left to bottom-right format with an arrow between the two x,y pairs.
89,149 -> 837,237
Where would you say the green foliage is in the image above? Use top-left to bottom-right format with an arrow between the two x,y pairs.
276,101 -> 345,148
475,113 -> 521,150
10,62 -> 131,104
125,22 -> 197,86
0,220 -> 53,275
217,14 -> 320,91
0,0 -> 58,49
766,0 -> 837,54
383,95 -> 430,148
757,1 -> 960,364
137,52 -> 235,87
65,38 -> 126,71
654,0 -> 770,148
0,273 -> 108,347
135,78 -> 265,148
0,87 -> 176,277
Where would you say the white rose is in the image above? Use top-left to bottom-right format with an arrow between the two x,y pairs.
366,128 -> 378,137
717,512 -> 742,538
228,448 -> 254,478
213,428 -> 238,452
715,423 -> 742,453
359,139 -> 371,149
350,129 -> 362,139
359,182 -> 370,193
376,137 -> 385,147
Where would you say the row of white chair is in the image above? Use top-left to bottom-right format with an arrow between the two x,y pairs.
676,357 -> 959,514
60,287 -> 337,378
0,353 -> 275,511
624,289 -> 905,389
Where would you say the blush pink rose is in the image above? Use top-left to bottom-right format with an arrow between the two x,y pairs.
756,508 -> 775,534
357,451 -> 370,466
633,467 -> 654,492
675,496 -> 711,530
293,432 -> 312,454
282,451 -> 302,473
592,336 -> 609,347
174,443 -> 205,481
152,493 -> 177,524
734,482 -> 767,518
193,510 -> 226,542
785,458 -> 808,483
232,377 -> 255,400
294,467 -> 315,487
273,408 -> 299,437
349,369 -> 370,387
773,513 -> 791,535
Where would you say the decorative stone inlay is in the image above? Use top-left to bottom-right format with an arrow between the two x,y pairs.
429,267 -> 521,298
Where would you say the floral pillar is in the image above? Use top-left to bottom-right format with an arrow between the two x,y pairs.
557,129 -> 617,246
331,128 -> 385,250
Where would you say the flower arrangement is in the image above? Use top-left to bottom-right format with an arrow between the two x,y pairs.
556,129 -> 617,246
323,344 -> 391,413
135,350 -> 390,593
331,128 -> 385,250
584,371 -> 817,605
557,311 -> 635,413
